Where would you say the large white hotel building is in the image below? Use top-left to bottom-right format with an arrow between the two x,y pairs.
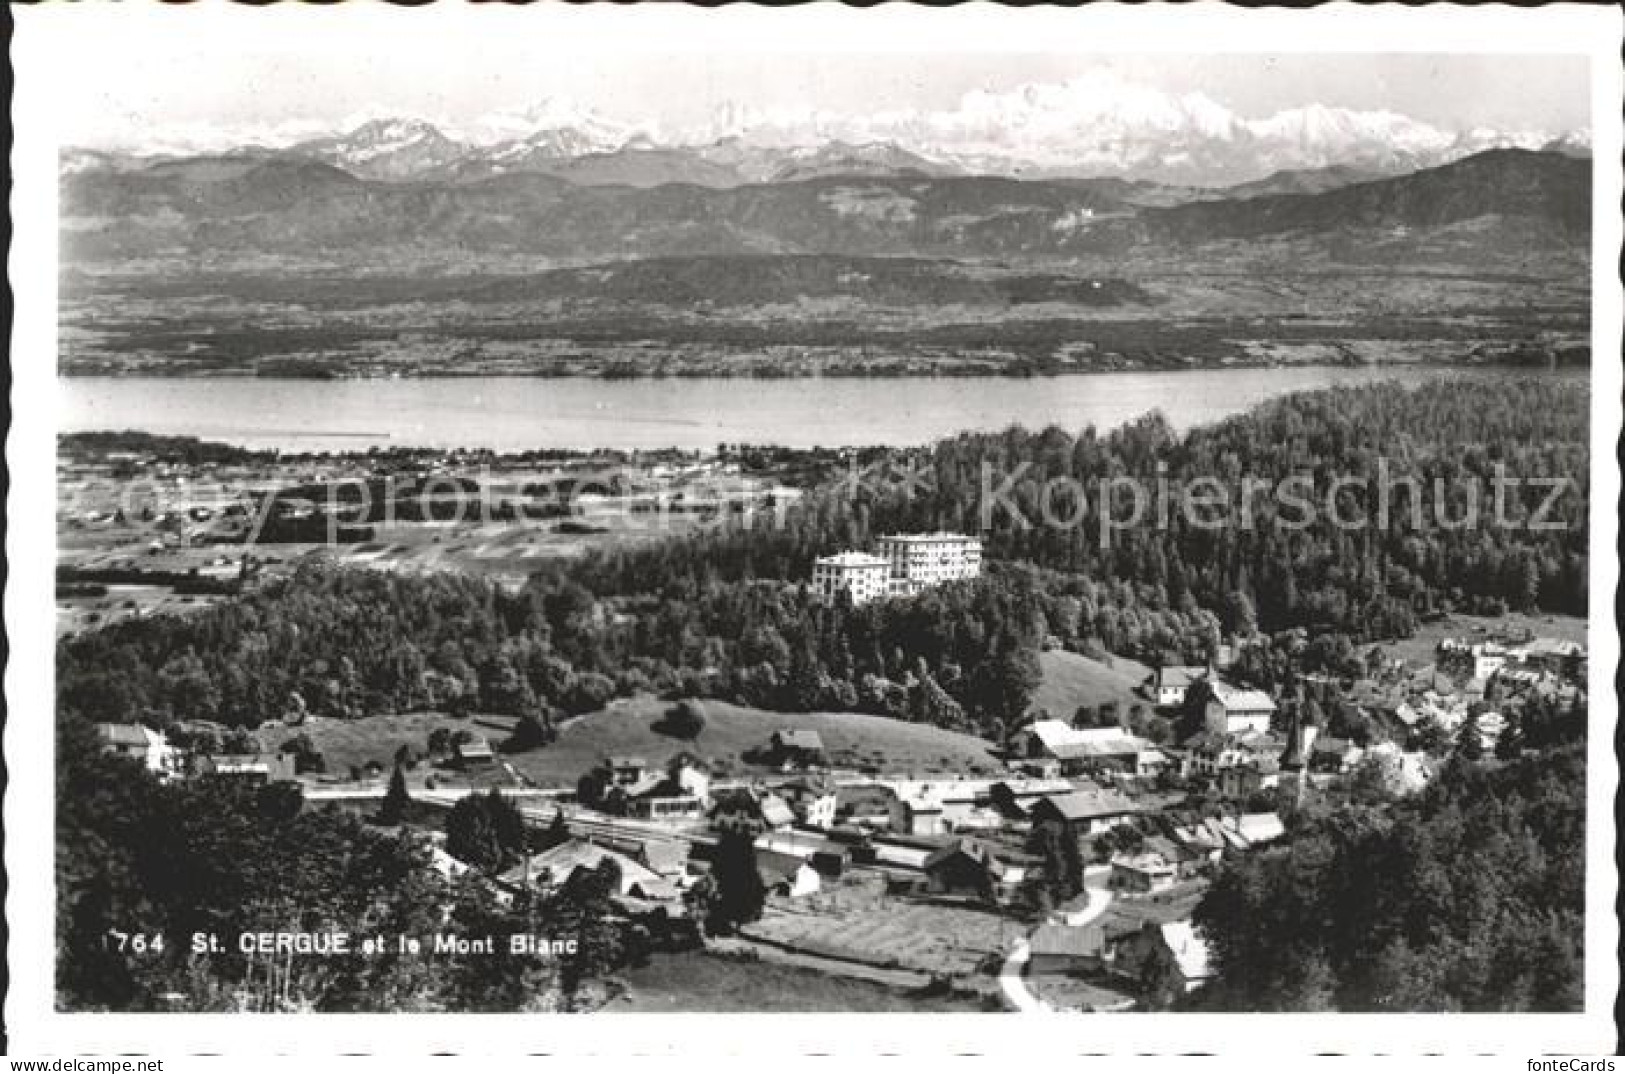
811,532 -> 983,606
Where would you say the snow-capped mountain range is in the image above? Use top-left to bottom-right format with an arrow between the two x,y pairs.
71,74 -> 1590,187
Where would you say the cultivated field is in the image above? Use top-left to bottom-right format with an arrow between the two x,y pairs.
744,890 -> 1011,977
612,951 -> 987,1013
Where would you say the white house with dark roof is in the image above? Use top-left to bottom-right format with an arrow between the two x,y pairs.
1200,681 -> 1277,735
1145,665 -> 1208,709
95,723 -> 182,778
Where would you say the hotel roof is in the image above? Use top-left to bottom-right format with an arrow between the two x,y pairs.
814,551 -> 889,568
878,532 -> 980,544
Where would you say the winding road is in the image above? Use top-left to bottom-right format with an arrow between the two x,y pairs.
998,874 -> 1112,1013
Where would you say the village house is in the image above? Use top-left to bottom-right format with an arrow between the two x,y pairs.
604,755 -> 650,785
1215,755 -> 1280,798
1114,921 -> 1216,994
710,787 -> 797,834
1028,788 -> 1142,836
773,777 -> 840,829
1180,729 -> 1285,780
1515,637 -> 1586,678
865,835 -> 940,873
1028,922 -> 1109,978
1143,665 -> 1208,709
95,723 -> 182,778
1016,719 -> 1165,779
451,736 -> 496,770
1109,849 -> 1180,894
756,849 -> 823,898
920,837 -> 1025,903
880,779 -> 988,835
1199,681 -> 1278,735
499,839 -> 681,902
767,729 -> 827,768
623,758 -> 711,821
1166,811 -> 1286,859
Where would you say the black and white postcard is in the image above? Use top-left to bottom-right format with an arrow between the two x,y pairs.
6,1 -> 1621,1060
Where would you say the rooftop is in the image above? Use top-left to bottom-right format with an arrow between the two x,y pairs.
1035,789 -> 1141,822
1207,681 -> 1278,713
1030,922 -> 1107,958
877,532 -> 981,544
814,551 -> 889,568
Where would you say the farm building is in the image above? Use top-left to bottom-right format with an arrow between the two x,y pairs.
1028,922 -> 1109,977
451,736 -> 495,769
1028,788 -> 1142,835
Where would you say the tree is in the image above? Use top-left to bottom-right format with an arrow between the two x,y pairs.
707,830 -> 766,934
1494,717 -> 1526,761
1138,931 -> 1185,1011
537,809 -> 571,851
503,711 -> 552,754
656,701 -> 706,743
1455,713 -> 1485,762
378,764 -> 411,825
1025,819 -> 1082,902
279,733 -> 325,775
445,790 -> 528,874
1411,716 -> 1451,755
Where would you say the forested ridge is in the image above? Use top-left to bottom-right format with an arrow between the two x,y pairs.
56,378 -> 1587,743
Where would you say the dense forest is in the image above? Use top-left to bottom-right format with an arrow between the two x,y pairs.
577,377 -> 1588,633
1190,744 -> 1586,1011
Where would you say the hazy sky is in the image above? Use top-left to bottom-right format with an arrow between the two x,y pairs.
31,6 -> 1590,148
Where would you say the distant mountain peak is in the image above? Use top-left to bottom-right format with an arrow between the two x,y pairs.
70,71 -> 1591,188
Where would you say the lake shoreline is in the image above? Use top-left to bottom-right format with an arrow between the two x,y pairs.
55,358 -> 1576,382
58,366 -> 1587,453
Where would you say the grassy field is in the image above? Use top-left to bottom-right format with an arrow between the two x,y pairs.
505,696 -> 1004,786
611,951 -> 988,1013
1028,648 -> 1154,719
265,713 -> 519,779
1373,611 -> 1588,668
271,695 -> 1003,789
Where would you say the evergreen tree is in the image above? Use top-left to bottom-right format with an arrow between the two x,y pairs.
707,830 -> 766,934
378,764 -> 411,825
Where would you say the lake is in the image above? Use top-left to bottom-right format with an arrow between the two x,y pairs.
57,367 -> 1572,452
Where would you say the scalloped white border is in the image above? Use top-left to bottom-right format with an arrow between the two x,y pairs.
6,1 -> 1622,1058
